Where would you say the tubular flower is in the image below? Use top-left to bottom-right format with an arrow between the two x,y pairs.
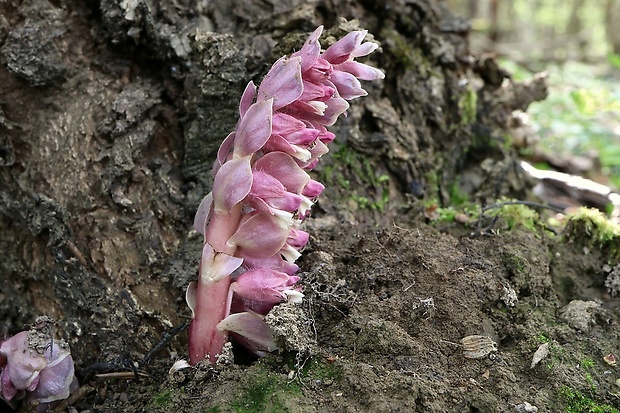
187,25 -> 384,365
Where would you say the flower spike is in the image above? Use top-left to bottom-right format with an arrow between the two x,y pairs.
187,25 -> 383,364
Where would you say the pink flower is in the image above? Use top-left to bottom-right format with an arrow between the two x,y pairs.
0,329 -> 75,410
232,268 -> 302,305
187,25 -> 383,364
246,170 -> 304,220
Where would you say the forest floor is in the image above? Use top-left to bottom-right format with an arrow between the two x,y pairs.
94,204 -> 620,413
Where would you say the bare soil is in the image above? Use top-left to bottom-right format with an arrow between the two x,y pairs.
96,210 -> 620,413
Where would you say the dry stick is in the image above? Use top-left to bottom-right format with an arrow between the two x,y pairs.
141,320 -> 190,367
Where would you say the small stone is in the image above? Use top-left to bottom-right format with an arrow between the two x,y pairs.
603,354 -> 617,367
559,300 -> 600,332
530,343 -> 550,369
515,401 -> 538,412
461,335 -> 498,359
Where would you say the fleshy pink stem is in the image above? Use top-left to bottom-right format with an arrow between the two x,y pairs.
188,274 -> 231,364
188,205 -> 242,364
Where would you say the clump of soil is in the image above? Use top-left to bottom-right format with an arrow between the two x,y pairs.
94,211 -> 620,412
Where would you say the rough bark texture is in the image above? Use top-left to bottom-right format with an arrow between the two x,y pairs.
0,0 -> 553,411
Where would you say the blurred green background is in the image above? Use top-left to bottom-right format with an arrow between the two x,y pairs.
447,0 -> 620,190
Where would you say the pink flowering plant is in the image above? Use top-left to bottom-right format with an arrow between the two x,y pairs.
187,25 -> 384,364
0,319 -> 76,411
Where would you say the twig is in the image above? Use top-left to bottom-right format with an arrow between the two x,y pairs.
474,200 -> 564,236
95,371 -> 149,379
481,200 -> 565,215
53,385 -> 95,412
141,320 -> 190,367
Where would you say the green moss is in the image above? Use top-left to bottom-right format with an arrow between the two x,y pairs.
436,207 -> 457,222
302,358 -> 343,382
231,364 -> 301,413
502,252 -> 528,278
458,86 -> 478,125
485,201 -> 541,232
559,387 -> 619,413
449,182 -> 469,207
147,387 -> 187,411
564,208 -> 620,255
545,342 -> 568,371
324,144 -> 391,211
152,389 -> 173,406
581,357 -> 596,370
382,28 -> 429,72
535,332 -> 551,344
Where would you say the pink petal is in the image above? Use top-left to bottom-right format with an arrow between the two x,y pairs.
247,171 -> 303,216
322,30 -> 367,65
193,193 -> 213,236
308,138 -> 330,160
300,80 -> 335,101
239,253 -> 299,276
239,81 -> 257,117
214,132 -> 236,174
336,61 -> 385,81
317,129 -> 336,144
1,369 -> 19,401
200,243 -> 244,283
319,87 -> 350,126
212,156 -> 253,212
303,57 -> 332,83
285,128 -> 320,146
288,99 -> 328,116
280,244 -> 302,263
293,26 -> 323,72
217,312 -> 278,355
234,99 -> 273,157
227,213 -> 289,258
26,355 -> 74,403
251,171 -> 286,199
300,158 -> 319,171
232,268 -> 290,304
185,281 -> 197,317
302,179 -> 324,198
287,228 -> 309,249
352,41 -> 379,58
258,56 -> 303,110
1,332 -> 45,391
253,152 -> 310,193
271,112 -> 307,136
289,85 -> 349,126
268,192 -> 304,213
262,134 -> 312,162
330,70 -> 367,100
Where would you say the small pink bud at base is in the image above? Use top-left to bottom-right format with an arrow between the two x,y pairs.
0,324 -> 76,409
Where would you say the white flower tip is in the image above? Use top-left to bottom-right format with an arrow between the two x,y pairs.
285,290 -> 304,304
281,244 -> 302,264
273,209 -> 295,223
299,197 -> 314,215
308,101 -> 328,115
